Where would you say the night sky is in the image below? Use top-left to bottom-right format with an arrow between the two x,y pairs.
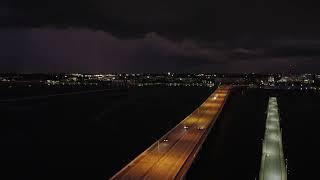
1,0 -> 320,73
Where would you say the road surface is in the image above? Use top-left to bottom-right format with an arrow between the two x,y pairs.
111,86 -> 231,180
259,97 -> 287,180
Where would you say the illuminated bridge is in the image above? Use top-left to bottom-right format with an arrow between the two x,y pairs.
259,97 -> 287,180
111,86 -> 231,179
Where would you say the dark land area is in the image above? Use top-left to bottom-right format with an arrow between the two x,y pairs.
0,82 -> 115,100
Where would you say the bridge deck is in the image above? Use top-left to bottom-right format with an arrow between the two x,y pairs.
259,97 -> 287,180
111,86 -> 231,179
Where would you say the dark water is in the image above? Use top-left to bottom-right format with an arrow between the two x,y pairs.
187,88 -> 320,180
278,90 -> 320,180
0,87 -> 212,180
186,87 -> 267,180
1,87 -> 318,180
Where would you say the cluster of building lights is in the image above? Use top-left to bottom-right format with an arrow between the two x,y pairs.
1,73 -> 320,90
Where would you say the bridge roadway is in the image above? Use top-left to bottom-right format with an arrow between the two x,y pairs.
111,86 -> 231,180
259,97 -> 287,180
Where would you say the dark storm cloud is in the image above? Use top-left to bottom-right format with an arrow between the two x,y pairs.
5,0 -> 320,40
0,28 -> 227,73
229,47 -> 320,60
0,2 -> 14,19
1,28 -> 320,73
2,1 -> 320,72
267,47 -> 320,58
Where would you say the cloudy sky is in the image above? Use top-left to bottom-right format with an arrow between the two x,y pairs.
1,0 -> 320,73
